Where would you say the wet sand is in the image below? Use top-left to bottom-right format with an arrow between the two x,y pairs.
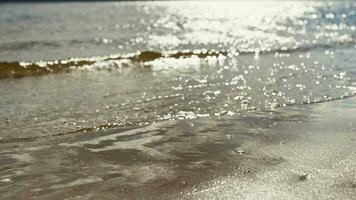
177,97 -> 356,200
1,97 -> 355,199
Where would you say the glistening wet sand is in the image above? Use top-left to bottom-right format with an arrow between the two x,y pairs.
1,97 -> 355,199
177,97 -> 356,200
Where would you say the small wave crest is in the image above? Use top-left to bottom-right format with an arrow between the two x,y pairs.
2,43 -> 353,79
0,50 -> 226,79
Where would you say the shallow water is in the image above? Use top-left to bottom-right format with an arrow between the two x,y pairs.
0,1 -> 356,199
1,45 -> 355,143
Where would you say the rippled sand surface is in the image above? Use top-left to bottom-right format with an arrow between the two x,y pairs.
0,1 -> 356,199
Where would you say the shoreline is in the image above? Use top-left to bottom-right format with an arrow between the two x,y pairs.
1,1 -> 356,199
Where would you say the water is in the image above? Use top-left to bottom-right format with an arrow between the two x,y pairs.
1,1 -> 356,199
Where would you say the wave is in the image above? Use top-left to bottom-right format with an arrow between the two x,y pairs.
0,42 -> 354,79
0,50 -> 225,79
